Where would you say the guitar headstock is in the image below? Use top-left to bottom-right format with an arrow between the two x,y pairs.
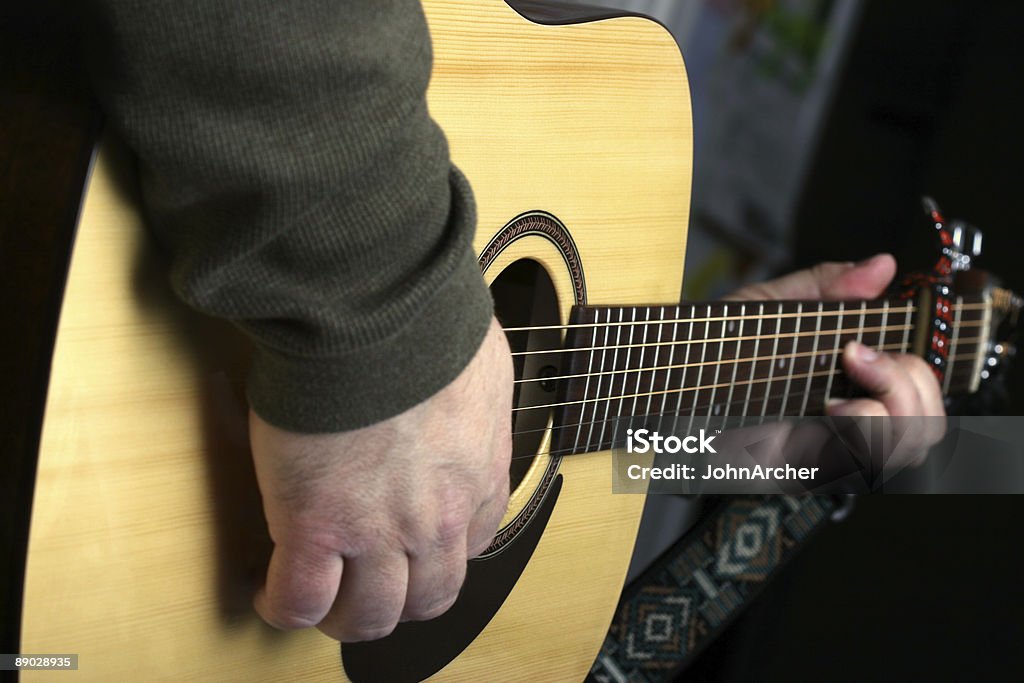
899,198 -> 1022,405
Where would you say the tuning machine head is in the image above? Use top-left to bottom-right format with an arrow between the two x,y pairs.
949,220 -> 983,272
921,196 -> 984,275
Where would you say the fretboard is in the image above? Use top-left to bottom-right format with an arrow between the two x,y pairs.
549,297 -> 988,455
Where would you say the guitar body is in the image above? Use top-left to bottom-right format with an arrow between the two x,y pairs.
20,2 -> 691,680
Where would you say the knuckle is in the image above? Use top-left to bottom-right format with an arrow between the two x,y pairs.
434,491 -> 473,545
346,622 -> 398,642
406,588 -> 461,622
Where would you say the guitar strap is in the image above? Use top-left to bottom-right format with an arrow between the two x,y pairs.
588,495 -> 842,682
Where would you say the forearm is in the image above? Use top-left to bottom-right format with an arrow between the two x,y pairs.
81,0 -> 493,431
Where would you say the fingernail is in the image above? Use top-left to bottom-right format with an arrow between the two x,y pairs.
846,341 -> 878,362
855,254 -> 882,268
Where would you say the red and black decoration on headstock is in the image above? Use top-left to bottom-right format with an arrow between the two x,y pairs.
893,198 -> 974,386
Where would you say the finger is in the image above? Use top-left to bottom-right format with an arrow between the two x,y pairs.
254,540 -> 344,630
839,342 -> 923,417
901,355 -> 947,447
825,397 -> 887,418
319,552 -> 408,642
725,254 -> 896,301
825,398 -> 929,470
402,539 -> 468,622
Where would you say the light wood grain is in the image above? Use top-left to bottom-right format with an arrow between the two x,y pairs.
22,2 -> 692,680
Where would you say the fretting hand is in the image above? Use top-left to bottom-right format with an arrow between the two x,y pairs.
726,254 -> 945,465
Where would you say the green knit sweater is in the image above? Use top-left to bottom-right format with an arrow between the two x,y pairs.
83,0 -> 493,432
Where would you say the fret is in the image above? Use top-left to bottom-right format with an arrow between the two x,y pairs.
798,302 -> 824,416
845,301 -> 867,398
879,299 -> 890,351
722,304 -> 744,423
583,307 -> 611,452
705,303 -> 728,430
822,301 -> 845,406
739,303 -> 764,427
777,302 -> 803,418
686,305 -> 712,434
901,300 -> 913,352
643,307 -> 665,422
672,304 -> 696,434
659,305 -> 680,428
595,307 -> 625,451
759,302 -> 785,422
630,307 -> 651,429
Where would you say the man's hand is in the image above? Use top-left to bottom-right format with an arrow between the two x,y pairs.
726,254 -> 945,460
249,316 -> 512,642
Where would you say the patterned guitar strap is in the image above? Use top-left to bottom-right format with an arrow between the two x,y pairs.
588,495 -> 844,682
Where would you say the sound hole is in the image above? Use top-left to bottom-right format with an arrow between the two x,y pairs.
491,259 -> 561,492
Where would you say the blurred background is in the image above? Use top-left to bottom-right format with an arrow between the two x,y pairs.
578,0 -> 1024,680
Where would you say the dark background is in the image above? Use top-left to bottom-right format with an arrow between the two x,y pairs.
685,1 -> 1024,680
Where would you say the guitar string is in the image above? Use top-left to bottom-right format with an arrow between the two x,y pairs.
510,323 -> 915,358
516,331 -> 987,395
511,340 -> 921,387
500,301 -> 989,334
507,376 -> 945,461
511,336 -> 987,414
505,344 -> 988,443
506,355 -> 987,462
502,304 -> 915,332
509,315 -> 986,359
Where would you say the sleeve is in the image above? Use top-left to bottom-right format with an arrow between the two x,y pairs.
80,0 -> 494,432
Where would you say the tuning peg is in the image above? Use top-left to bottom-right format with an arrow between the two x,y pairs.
951,220 -> 983,258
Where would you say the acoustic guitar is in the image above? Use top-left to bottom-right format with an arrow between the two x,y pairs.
5,1 -> 1019,681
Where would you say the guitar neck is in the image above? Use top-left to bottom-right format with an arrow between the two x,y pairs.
552,296 -> 990,455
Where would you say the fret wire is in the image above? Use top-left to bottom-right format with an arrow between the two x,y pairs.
673,305 -> 695,434
629,307 -> 652,442
760,302 -> 784,422
574,307 -> 600,453
687,305 -> 712,435
722,304 -> 744,423
620,308 -> 640,440
880,299 -> 891,352
643,307 -> 663,428
740,303 -> 764,429
847,301 -> 868,399
585,308 -> 613,452
638,309 -> 655,430
511,321 -> 923,357
778,302 -> 802,419
822,301 -> 844,406
799,302 -> 824,417
705,303 -> 728,429
658,305 -> 680,430
598,307 -> 625,452
901,301 -> 913,353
